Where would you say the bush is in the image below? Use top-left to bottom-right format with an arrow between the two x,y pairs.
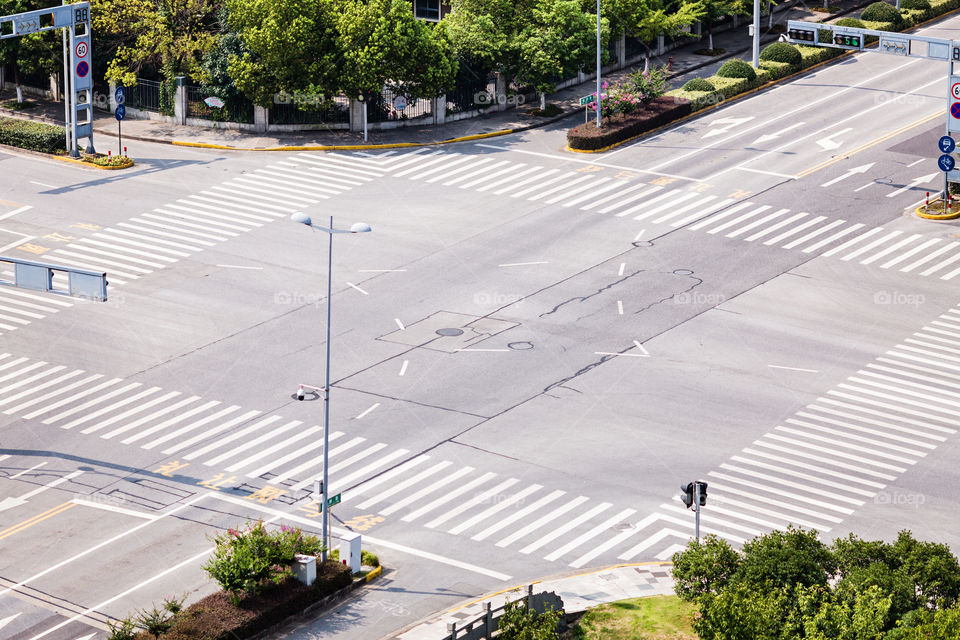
625,65 -> 669,103
716,58 -> 757,81
760,42 -> 802,65
760,60 -> 794,80
567,96 -> 691,151
201,521 -> 324,605
682,77 -> 715,92
861,0 -> 904,24
902,0 -> 931,9
0,117 -> 66,154
835,17 -> 866,27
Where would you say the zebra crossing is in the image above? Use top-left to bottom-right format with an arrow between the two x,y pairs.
5,313 -> 958,568
370,149 -> 960,279
0,153 -> 388,338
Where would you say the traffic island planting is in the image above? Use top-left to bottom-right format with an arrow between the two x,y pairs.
567,96 -> 692,151
0,116 -> 66,154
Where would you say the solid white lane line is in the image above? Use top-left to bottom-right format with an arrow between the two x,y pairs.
355,402 -> 379,418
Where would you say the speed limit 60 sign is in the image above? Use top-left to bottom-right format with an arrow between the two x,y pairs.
75,41 -> 88,58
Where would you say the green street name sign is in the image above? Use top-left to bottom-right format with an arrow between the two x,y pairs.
327,493 -> 341,507
579,95 -> 595,106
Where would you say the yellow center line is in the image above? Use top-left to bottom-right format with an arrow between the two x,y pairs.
795,110 -> 942,179
0,502 -> 76,541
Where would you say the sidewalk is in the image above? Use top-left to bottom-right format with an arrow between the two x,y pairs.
0,0 -> 873,151
382,563 -> 675,640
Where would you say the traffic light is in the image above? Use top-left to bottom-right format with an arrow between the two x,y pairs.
788,28 -> 815,42
696,481 -> 708,506
356,90 -> 377,103
681,482 -> 694,508
953,45 -> 960,61
834,34 -> 861,48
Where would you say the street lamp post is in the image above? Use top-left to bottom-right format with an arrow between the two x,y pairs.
291,213 -> 371,562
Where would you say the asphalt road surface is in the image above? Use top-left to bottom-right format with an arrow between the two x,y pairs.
3,13 -> 960,640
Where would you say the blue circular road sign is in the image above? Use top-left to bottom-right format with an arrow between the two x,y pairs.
115,104 -> 126,121
76,61 -> 89,78
940,135 -> 956,154
939,154 -> 955,172
115,86 -> 126,105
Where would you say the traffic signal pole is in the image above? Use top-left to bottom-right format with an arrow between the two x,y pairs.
694,483 -> 701,543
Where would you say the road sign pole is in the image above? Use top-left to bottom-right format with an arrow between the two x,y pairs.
694,484 -> 701,544
118,117 -> 122,156
596,0 -> 601,129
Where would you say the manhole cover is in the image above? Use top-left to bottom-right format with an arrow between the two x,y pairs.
673,269 -> 694,276
436,327 -> 464,337
508,341 -> 534,350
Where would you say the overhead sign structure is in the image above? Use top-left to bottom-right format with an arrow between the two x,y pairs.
0,3 -> 94,157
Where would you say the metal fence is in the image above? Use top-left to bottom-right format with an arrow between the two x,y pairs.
269,96 -> 350,125
446,74 -> 496,115
366,87 -> 432,124
131,78 -> 175,115
442,588 -> 564,640
186,85 -> 255,124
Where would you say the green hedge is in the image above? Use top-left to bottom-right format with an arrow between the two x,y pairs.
760,42 -> 802,65
760,60 -> 795,80
0,117 -> 66,154
567,96 -> 692,150
861,0 -> 905,23
682,77 -> 715,92
717,58 -> 757,81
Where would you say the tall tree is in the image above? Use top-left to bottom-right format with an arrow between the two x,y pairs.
335,0 -> 457,100
602,0 -> 703,70
225,0 -> 340,107
514,0 -> 606,109
91,0 -> 222,85
443,0 -> 536,83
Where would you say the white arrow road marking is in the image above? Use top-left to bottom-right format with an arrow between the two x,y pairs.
816,128 -> 853,151
703,117 -> 755,139
0,470 -> 84,512
820,163 -> 875,187
0,614 -> 22,631
886,173 -> 938,198
752,122 -> 806,144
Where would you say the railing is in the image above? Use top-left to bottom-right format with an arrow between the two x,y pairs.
269,96 -> 350,125
366,87 -> 433,123
130,78 -> 174,116
186,85 -> 255,124
441,586 -> 563,640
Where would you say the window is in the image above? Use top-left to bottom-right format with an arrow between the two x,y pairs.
414,0 -> 440,21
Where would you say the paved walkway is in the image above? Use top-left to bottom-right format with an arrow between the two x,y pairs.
384,563 -> 674,640
0,0 -> 874,150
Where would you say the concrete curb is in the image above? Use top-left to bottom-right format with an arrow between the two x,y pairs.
916,203 -> 960,219
52,155 -> 135,170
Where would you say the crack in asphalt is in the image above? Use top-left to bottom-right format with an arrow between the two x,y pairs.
538,269 -> 645,319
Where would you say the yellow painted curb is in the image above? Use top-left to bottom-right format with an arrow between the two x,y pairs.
916,203 -> 960,220
52,155 -> 135,170
171,127 -> 516,151
365,565 -> 382,582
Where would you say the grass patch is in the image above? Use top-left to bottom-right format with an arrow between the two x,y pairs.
528,103 -> 564,117
692,48 -> 725,56
810,4 -> 841,12
1,100 -> 38,111
569,595 -> 697,640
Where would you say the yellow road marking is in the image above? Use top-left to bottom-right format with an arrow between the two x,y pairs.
795,110 -> 941,179
0,501 -> 76,541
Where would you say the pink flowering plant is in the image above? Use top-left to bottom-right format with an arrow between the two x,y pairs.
587,65 -> 669,119
202,520 -> 324,605
626,65 -> 669,104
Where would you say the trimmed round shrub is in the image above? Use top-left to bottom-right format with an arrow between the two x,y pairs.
834,17 -> 866,28
901,0 -> 930,9
760,42 -> 802,65
717,59 -> 757,81
861,1 -> 903,23
682,77 -> 715,92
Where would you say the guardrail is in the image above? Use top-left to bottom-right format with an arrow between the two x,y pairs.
0,255 -> 108,301
443,586 -> 563,640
